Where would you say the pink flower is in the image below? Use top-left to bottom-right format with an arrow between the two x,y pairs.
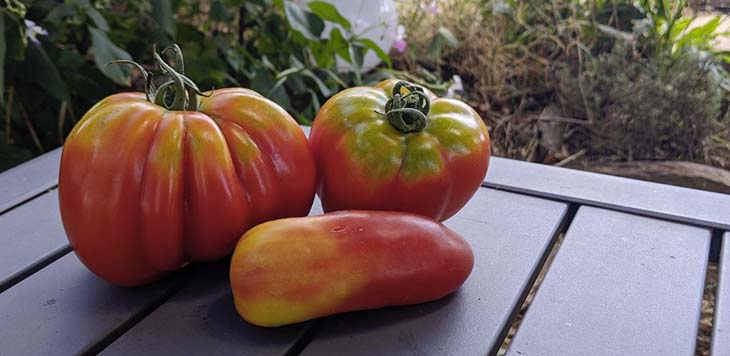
428,1 -> 439,14
393,39 -> 407,53
393,24 -> 407,53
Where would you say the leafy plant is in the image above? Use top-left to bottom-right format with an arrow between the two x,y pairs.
0,0 -> 394,171
556,45 -> 725,162
219,0 -> 393,123
397,0 -> 730,167
1,0 -> 134,170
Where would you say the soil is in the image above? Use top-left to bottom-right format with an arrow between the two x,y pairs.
566,160 -> 730,194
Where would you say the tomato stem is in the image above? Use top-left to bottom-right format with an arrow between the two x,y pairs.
384,81 -> 430,133
106,44 -> 209,111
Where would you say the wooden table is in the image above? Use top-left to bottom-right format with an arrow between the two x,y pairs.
1,127 -> 730,356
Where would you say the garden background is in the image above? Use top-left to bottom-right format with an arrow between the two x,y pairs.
1,0 -> 730,194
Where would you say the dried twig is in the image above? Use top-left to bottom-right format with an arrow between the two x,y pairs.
58,101 -> 68,145
17,101 -> 44,153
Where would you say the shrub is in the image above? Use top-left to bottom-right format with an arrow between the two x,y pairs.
555,45 -> 726,164
396,0 -> 730,167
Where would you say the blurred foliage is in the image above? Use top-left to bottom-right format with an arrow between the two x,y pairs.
0,0 -> 392,171
556,45 -> 724,163
4,0 -> 730,172
397,0 -> 730,167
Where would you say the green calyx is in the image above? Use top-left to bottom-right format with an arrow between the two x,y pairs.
107,44 -> 209,111
384,81 -> 431,133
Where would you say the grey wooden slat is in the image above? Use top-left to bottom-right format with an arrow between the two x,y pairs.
100,260 -> 314,356
506,207 -> 711,356
486,157 -> 730,229
101,197 -> 325,356
0,253 -> 184,356
0,148 -> 61,213
0,190 -> 69,292
299,188 -> 568,356
712,232 -> 730,355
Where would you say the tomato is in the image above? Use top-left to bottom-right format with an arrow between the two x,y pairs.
309,79 -> 490,221
58,47 -> 316,286
230,210 -> 474,327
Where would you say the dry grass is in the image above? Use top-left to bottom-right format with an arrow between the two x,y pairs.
697,262 -> 718,356
396,1 -> 730,169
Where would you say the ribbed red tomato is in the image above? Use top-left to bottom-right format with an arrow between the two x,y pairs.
58,48 -> 315,286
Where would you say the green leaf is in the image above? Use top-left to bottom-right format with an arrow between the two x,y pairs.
56,50 -> 87,71
210,0 -> 232,22
85,8 -> 109,31
276,66 -> 304,79
325,69 -> 347,88
307,1 -> 350,30
437,27 -> 458,48
251,70 -> 290,109
676,16 -> 720,50
88,27 -> 132,86
330,28 -> 350,62
45,3 -> 78,24
301,69 -> 331,97
281,1 -> 324,40
18,44 -> 69,100
0,15 -> 5,106
355,38 -> 391,67
153,0 -> 176,38
427,36 -> 444,59
348,44 -> 364,72
304,89 -> 320,121
668,17 -> 692,41
266,76 -> 289,97
427,28 -> 459,59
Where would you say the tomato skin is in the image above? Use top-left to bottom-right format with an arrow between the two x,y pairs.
58,89 -> 316,286
309,79 -> 491,221
229,210 -> 473,327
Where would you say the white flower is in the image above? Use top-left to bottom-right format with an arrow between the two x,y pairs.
396,24 -> 405,39
354,18 -> 368,33
24,19 -> 48,45
446,75 -> 463,98
379,1 -> 393,13
492,1 -> 511,16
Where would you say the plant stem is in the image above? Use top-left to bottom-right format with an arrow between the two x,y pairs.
58,101 -> 68,145
17,100 -> 43,153
4,87 -> 14,145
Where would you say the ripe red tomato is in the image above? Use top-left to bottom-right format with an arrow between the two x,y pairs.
59,49 -> 315,286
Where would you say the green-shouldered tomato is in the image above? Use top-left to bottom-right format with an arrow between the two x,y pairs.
309,79 -> 490,221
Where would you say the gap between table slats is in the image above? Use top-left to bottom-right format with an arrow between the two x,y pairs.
711,232 -> 730,355
505,207 -> 712,356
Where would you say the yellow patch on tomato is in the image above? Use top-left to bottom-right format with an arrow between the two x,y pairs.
231,222 -> 367,327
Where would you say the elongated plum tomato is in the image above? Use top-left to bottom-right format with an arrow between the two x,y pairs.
58,47 -> 316,286
309,79 -> 491,221
230,210 -> 474,327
